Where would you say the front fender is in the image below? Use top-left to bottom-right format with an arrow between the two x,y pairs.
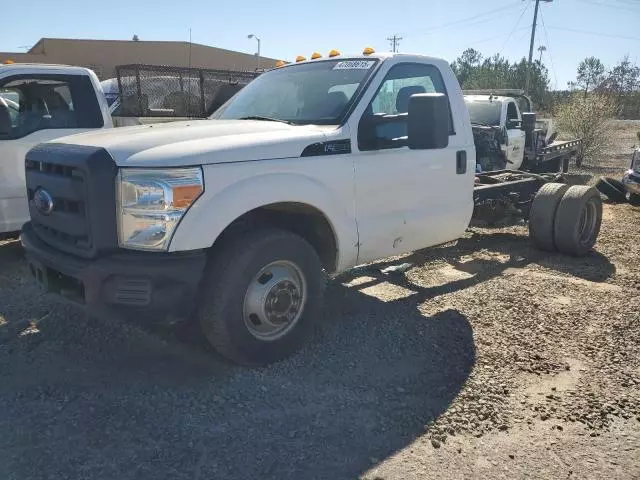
169,168 -> 358,272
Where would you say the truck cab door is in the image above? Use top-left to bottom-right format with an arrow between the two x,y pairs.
504,100 -> 526,169
351,62 -> 474,264
0,73 -> 106,233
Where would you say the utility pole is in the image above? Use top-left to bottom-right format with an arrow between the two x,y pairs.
525,0 -> 552,93
387,35 -> 403,53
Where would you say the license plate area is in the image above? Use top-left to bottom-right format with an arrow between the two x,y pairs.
28,261 -> 85,304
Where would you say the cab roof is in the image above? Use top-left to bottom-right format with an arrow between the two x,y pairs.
464,94 -> 513,103
280,52 -> 448,67
0,63 -> 94,75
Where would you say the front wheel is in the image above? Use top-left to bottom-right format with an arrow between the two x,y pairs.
197,228 -> 326,366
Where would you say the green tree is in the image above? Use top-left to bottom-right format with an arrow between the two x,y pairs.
555,93 -> 616,165
576,57 -> 605,98
450,48 -> 483,87
600,55 -> 640,96
450,50 -> 550,108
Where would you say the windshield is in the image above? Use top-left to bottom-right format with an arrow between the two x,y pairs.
212,59 -> 379,125
466,100 -> 502,126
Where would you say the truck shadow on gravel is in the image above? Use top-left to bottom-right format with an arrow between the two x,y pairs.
0,264 -> 474,480
350,230 -> 616,292
0,228 -> 613,480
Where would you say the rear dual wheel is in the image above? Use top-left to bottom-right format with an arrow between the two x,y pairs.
529,183 -> 602,256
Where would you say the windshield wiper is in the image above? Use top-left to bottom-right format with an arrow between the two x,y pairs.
238,115 -> 295,125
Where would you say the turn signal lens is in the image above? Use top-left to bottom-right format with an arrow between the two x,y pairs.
363,47 -> 375,55
295,55 -> 306,62
328,49 -> 340,57
310,52 -> 322,59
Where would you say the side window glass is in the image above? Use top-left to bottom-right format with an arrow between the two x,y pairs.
506,102 -> 519,121
358,63 -> 451,151
0,76 -> 102,139
371,76 -> 437,115
0,89 -> 22,134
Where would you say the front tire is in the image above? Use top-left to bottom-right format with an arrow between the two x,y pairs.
197,228 -> 326,366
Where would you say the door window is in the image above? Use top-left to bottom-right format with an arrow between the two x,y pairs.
0,75 -> 103,139
506,102 -> 519,122
358,63 -> 451,150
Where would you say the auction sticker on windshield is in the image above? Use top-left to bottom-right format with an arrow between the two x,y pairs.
333,61 -> 375,70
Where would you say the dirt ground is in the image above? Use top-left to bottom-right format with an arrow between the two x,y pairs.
0,122 -> 638,480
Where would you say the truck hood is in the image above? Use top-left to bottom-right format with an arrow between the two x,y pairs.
53,119 -> 336,166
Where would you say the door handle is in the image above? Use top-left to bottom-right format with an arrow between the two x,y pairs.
456,151 -> 467,174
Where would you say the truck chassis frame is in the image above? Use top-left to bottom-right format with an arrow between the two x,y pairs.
472,170 -> 563,224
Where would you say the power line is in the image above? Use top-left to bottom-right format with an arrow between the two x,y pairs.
546,25 -> 640,41
387,35 -> 402,53
499,0 -> 532,54
575,0 -> 640,12
539,10 -> 558,89
611,0 -> 640,5
404,2 -> 524,38
464,25 -> 531,47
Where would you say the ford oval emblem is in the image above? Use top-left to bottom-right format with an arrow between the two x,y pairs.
34,188 -> 55,215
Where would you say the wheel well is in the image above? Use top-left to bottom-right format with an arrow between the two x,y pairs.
213,203 -> 339,273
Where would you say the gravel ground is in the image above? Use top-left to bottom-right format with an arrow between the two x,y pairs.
0,122 -> 638,479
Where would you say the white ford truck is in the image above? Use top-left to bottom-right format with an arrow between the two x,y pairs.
21,51 -> 603,365
0,64 -> 112,234
463,89 -> 581,173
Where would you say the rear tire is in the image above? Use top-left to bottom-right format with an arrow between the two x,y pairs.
197,228 -> 326,366
595,177 -> 627,203
554,185 -> 602,257
630,193 -> 640,206
529,183 -> 570,251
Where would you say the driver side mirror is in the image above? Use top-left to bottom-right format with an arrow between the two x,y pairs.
408,93 -> 450,150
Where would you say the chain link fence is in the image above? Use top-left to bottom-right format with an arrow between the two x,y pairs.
114,64 -> 262,118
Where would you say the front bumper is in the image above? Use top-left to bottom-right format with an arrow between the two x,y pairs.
21,222 -> 207,319
622,170 -> 640,196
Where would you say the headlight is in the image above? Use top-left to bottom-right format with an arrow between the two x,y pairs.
117,167 -> 204,251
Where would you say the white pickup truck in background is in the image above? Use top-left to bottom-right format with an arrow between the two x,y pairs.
0,64 -> 113,234
1,63 -> 237,234
463,89 -> 580,173
21,51 -> 603,366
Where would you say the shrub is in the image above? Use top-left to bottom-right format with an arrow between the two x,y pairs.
554,93 -> 617,166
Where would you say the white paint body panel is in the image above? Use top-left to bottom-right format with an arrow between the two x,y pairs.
346,55 -> 475,264
502,99 -> 526,169
0,64 -> 112,233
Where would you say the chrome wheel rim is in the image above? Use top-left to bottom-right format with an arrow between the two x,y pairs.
243,261 -> 307,341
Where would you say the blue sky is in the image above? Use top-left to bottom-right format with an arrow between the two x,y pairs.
1,0 -> 638,90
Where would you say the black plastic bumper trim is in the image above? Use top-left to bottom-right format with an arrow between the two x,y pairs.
21,222 -> 207,319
